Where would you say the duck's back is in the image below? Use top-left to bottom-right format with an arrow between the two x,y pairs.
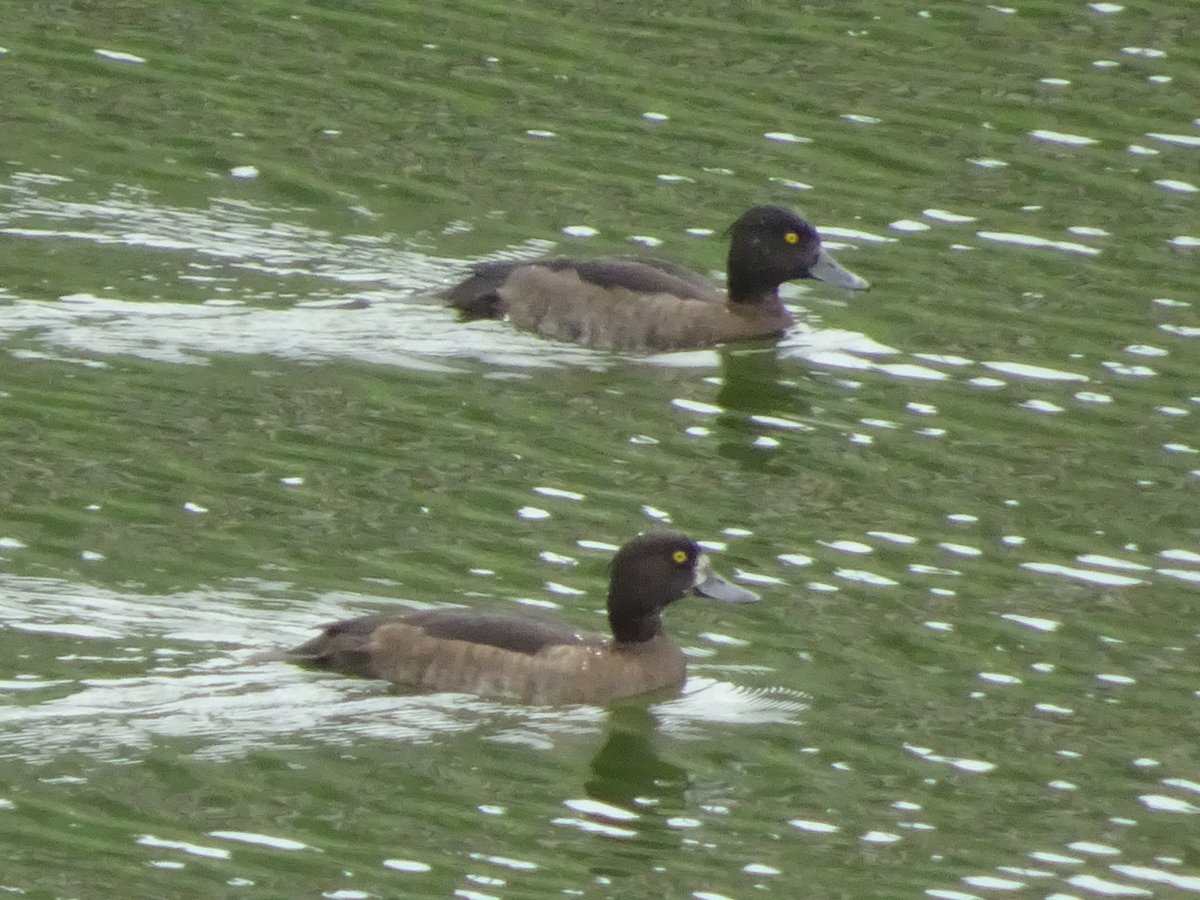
444,257 -> 723,316
287,609 -> 583,673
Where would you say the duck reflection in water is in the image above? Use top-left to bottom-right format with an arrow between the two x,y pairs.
585,706 -> 688,810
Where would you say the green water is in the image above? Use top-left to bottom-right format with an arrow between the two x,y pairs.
2,1 -> 1199,897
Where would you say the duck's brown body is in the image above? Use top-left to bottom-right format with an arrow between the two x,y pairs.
490,265 -> 790,351
290,610 -> 686,705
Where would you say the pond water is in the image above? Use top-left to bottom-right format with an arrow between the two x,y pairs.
1,2 -> 1198,897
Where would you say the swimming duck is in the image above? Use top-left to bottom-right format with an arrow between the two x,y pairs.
442,205 -> 869,351
278,532 -> 759,705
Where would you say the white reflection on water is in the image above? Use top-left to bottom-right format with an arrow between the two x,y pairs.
208,830 -> 309,851
136,834 -> 229,860
1147,132 -> 1200,147
980,361 -> 1089,381
1111,865 -> 1200,892
1029,129 -> 1100,146
1020,562 -> 1146,586
0,574 -> 584,762
653,676 -> 809,730
976,231 -> 1102,256
1077,554 -> 1152,572
788,818 -> 839,834
923,208 -> 978,224
0,291 -> 599,371
1154,179 -> 1199,193
94,48 -> 147,65
903,743 -> 997,773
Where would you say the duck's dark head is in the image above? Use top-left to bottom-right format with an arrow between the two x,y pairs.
606,532 -> 759,644
726,205 -> 870,303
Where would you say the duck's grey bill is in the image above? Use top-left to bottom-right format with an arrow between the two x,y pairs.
810,249 -> 870,291
693,557 -> 761,604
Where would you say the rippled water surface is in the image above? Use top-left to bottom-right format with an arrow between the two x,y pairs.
2,2 -> 1199,897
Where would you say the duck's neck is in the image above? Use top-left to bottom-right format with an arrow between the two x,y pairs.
726,269 -> 780,305
609,612 -> 663,645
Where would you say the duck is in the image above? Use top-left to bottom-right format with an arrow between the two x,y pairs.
442,205 -> 870,351
275,532 -> 759,705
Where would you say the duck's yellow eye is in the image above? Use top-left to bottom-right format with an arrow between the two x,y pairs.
672,549 -> 688,564
784,231 -> 800,245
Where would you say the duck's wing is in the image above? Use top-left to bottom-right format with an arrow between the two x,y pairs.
443,256 -> 722,319
401,608 -> 587,655
566,258 -> 722,300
